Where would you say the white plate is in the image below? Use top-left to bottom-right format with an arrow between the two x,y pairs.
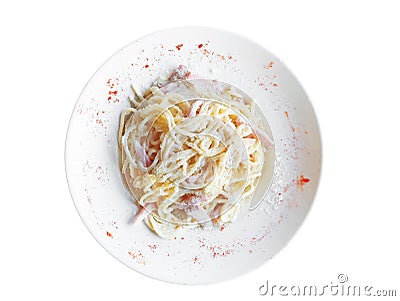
65,27 -> 322,284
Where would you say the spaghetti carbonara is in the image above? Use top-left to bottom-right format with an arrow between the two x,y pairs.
118,66 -> 273,238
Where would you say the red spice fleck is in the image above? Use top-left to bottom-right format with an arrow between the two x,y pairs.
128,251 -> 146,265
106,231 -> 113,238
144,64 -> 149,68
176,44 -> 183,50
249,249 -> 253,254
236,241 -> 244,247
106,79 -> 117,102
106,79 -> 115,89
277,213 -> 284,224
203,49 -> 210,55
284,111 -> 289,118
219,224 -> 226,231
193,256 -> 199,263
198,44 -> 203,48
148,244 -> 158,252
250,230 -> 270,243
209,245 -> 233,258
228,55 -> 233,60
297,175 -> 310,189
273,83 -> 278,87
181,237 -> 185,240
266,61 -> 275,69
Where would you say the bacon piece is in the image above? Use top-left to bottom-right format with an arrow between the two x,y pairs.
210,203 -> 224,225
134,141 -> 152,167
132,203 -> 156,225
254,127 -> 274,148
234,115 -> 274,148
179,194 -> 208,212
235,115 -> 245,126
188,100 -> 203,118
185,174 -> 200,184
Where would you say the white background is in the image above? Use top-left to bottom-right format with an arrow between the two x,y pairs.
1,0 -> 399,300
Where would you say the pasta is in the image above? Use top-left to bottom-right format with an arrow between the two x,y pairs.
118,67 -> 273,238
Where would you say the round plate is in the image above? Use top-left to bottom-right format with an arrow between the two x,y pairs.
65,26 -> 322,284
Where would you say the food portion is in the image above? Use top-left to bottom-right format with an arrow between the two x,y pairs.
118,66 -> 273,238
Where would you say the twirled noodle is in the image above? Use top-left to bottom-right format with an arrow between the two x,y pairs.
118,73 -> 273,238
